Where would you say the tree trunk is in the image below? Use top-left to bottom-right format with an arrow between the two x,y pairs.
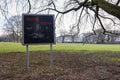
71,36 -> 74,43
62,36 -> 65,43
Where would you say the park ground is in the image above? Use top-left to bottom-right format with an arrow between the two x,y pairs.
0,42 -> 120,80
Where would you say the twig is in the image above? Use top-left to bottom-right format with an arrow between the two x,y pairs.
27,0 -> 31,13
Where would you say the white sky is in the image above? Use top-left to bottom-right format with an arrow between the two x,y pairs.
0,26 -> 4,36
0,14 -> 4,36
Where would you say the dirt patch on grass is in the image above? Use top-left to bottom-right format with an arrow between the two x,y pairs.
0,51 -> 120,80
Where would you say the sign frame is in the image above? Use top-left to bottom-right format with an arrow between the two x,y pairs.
22,14 -> 55,45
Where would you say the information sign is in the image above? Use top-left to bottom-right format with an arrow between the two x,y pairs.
22,14 -> 55,45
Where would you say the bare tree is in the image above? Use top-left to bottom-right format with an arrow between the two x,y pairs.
3,15 -> 22,42
68,25 -> 79,42
41,0 -> 120,34
58,26 -> 68,43
0,0 -> 120,38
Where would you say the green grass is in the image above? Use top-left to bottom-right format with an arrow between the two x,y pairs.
0,42 -> 120,54
54,43 -> 120,52
108,58 -> 120,62
0,42 -> 120,79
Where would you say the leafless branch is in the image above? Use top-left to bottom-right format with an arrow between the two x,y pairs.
75,7 -> 85,34
64,0 -> 78,9
74,0 -> 81,5
96,14 -> 106,34
88,6 -> 106,34
98,14 -> 117,25
116,0 -> 120,5
54,13 -> 59,21
27,0 -> 31,13
92,16 -> 97,34
36,0 -> 88,14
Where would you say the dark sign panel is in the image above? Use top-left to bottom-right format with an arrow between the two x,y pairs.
22,14 -> 55,45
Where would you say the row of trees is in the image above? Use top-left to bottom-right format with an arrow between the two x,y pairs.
83,29 -> 120,44
57,28 -> 120,44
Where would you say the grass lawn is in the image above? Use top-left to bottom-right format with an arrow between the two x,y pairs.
0,51 -> 119,80
0,42 -> 120,54
0,42 -> 120,79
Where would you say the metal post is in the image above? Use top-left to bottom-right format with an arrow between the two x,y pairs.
26,45 -> 29,71
50,43 -> 53,70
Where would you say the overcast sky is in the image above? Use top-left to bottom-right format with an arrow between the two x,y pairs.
0,15 -> 4,36
0,27 -> 3,36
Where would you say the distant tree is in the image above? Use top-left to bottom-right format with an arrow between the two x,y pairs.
3,15 -> 22,42
83,28 -> 120,44
69,25 -> 80,42
58,27 -> 68,43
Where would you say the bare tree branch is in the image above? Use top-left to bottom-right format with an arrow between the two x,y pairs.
92,15 -> 97,34
98,14 -> 117,25
27,0 -> 31,13
116,0 -> 120,5
36,0 -> 88,14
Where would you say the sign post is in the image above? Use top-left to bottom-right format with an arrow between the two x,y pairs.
22,14 -> 55,71
50,43 -> 53,70
26,45 -> 29,71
